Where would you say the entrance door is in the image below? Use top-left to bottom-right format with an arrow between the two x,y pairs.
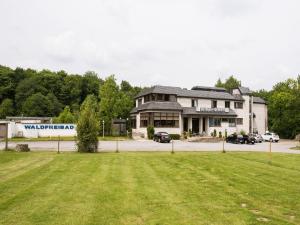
202,118 -> 206,133
0,124 -> 6,138
183,118 -> 188,132
192,118 -> 199,134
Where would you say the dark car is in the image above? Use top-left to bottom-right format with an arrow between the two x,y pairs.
153,132 -> 171,143
226,134 -> 255,144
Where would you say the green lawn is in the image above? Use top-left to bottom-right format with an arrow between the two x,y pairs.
0,152 -> 300,225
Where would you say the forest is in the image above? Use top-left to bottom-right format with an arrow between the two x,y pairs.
0,65 -> 299,138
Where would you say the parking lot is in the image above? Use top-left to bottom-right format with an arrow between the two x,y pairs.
0,139 -> 299,154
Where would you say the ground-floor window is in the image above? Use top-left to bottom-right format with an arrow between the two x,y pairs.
229,118 -> 236,127
209,118 -> 221,127
236,118 -> 243,125
140,113 -> 150,128
154,112 -> 179,128
131,116 -> 136,129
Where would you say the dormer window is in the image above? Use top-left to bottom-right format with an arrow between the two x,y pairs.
225,101 -> 230,108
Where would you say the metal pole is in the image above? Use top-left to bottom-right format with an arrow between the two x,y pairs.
57,135 -> 60,154
102,120 -> 104,139
269,140 -> 272,163
5,123 -> 8,151
116,138 -> 119,153
222,138 -> 225,153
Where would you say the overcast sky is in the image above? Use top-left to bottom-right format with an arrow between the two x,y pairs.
1,0 -> 299,90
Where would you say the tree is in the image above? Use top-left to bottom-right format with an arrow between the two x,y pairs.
215,76 -> 241,90
53,106 -> 75,123
0,99 -> 14,119
46,93 -> 63,116
76,96 -> 99,152
99,75 -> 119,135
21,93 -> 51,116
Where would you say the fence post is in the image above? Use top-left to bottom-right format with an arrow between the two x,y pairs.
57,135 -> 60,154
116,138 -> 119,153
268,140 -> 272,163
5,123 -> 8,151
171,139 -> 174,154
222,137 -> 225,153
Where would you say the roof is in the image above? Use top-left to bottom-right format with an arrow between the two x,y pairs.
182,107 -> 237,117
130,101 -> 183,114
253,97 -> 266,104
136,85 -> 242,101
191,86 -> 227,92
238,87 -> 252,95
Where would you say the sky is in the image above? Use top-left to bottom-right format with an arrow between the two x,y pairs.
0,0 -> 299,90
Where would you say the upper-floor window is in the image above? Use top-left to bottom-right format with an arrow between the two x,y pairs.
211,100 -> 217,108
234,102 -> 243,109
138,98 -> 142,106
225,101 -> 230,108
143,94 -> 172,102
191,99 -> 197,107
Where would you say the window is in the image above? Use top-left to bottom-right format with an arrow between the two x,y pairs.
209,118 -> 221,127
222,118 -> 228,123
229,118 -> 236,127
164,95 -> 170,101
140,113 -> 149,127
236,118 -> 243,125
211,100 -> 217,108
153,112 -> 179,128
234,102 -> 243,109
138,98 -> 142,106
191,99 -> 197,107
225,101 -> 230,108
144,95 -> 150,102
131,116 -> 137,129
157,94 -> 163,101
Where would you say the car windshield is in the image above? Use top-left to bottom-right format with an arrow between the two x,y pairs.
160,133 -> 169,136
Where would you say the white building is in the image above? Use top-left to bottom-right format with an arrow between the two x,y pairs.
1,117 -> 76,138
130,86 -> 268,138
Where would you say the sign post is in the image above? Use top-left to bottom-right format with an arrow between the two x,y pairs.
5,123 -> 8,151
102,120 -> 105,139
57,135 -> 60,154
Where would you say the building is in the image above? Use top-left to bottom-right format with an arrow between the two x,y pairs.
0,117 -> 76,138
130,85 -> 268,138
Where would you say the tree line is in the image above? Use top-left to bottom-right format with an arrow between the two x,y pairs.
216,76 -> 300,139
0,65 -> 141,135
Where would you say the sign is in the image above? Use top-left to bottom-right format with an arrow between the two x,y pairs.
24,124 -> 75,130
197,108 -> 230,113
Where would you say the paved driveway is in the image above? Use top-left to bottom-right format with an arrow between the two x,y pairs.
0,139 -> 299,154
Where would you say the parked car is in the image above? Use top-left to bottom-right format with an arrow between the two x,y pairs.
226,134 -> 255,144
251,134 -> 263,143
261,132 -> 280,142
153,132 -> 171,143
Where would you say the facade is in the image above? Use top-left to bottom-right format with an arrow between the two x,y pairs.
130,85 -> 268,138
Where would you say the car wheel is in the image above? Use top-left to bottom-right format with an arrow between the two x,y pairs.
158,138 -> 161,143
275,140 -> 279,143
269,138 -> 273,142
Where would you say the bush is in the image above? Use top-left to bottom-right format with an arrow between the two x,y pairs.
210,132 -> 214,137
218,131 -> 222,138
213,129 -> 217,137
240,130 -> 246,135
183,131 -> 188,139
188,129 -> 192,137
225,129 -> 228,138
169,134 -> 181,140
147,125 -> 155,140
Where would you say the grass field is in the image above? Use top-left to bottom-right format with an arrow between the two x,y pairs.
0,152 -> 300,225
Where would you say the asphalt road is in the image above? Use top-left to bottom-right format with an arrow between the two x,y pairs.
0,139 -> 299,154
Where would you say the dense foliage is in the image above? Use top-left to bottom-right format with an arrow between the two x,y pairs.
253,76 -> 300,138
0,65 -> 141,134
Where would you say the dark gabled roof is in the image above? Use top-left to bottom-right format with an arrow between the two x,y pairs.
182,107 -> 237,117
136,85 -> 241,101
130,101 -> 182,114
253,97 -> 266,104
238,87 -> 252,95
191,86 -> 227,92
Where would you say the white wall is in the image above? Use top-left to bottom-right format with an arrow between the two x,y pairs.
253,103 -> 267,134
8,123 -> 77,138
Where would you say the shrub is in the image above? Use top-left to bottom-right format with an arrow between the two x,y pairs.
225,129 -> 228,138
183,131 -> 188,139
169,134 -> 181,140
188,129 -> 192,137
210,132 -> 214,137
147,125 -> 155,139
213,129 -> 217,137
240,130 -> 246,135
218,131 -> 222,138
